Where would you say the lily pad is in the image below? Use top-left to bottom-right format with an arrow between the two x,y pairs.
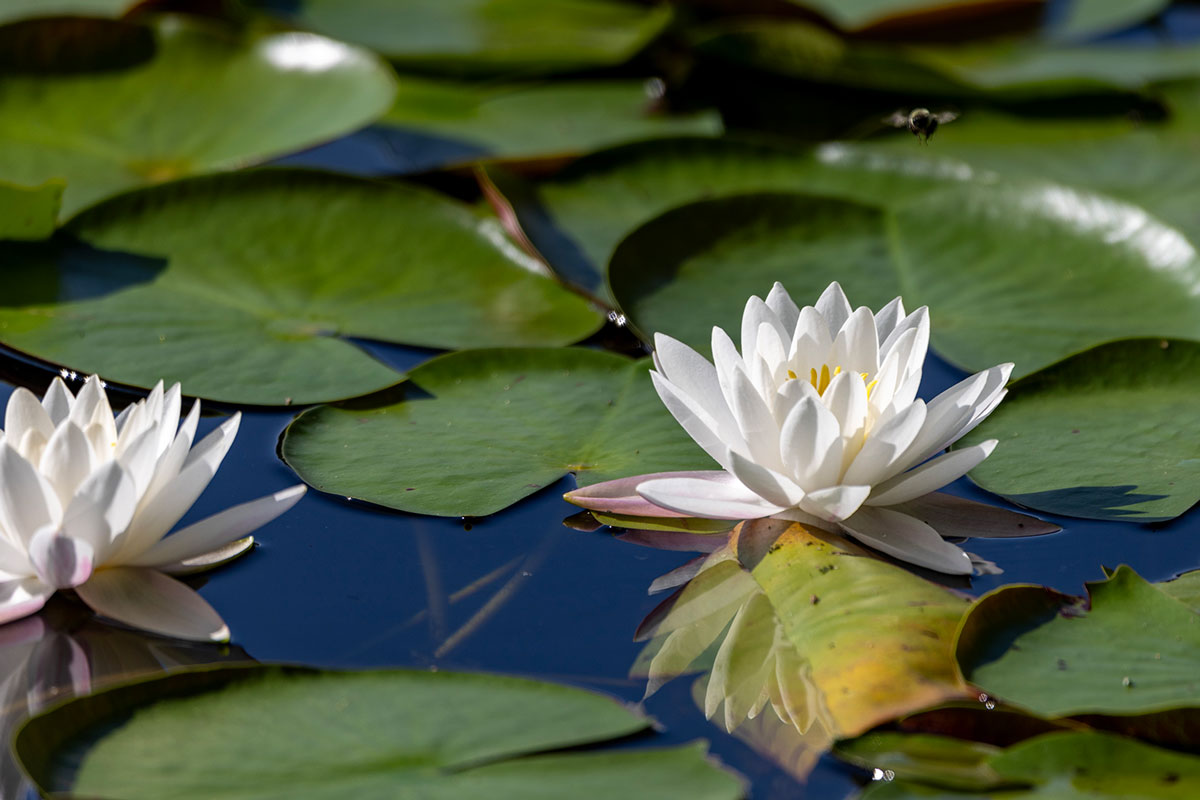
0,16 -> 396,217
960,340 -> 1200,521
0,0 -> 134,24
608,193 -> 901,354
382,76 -> 721,169
16,664 -> 744,800
891,182 -> 1200,378
0,179 -> 61,240
0,170 -> 601,405
785,0 -> 1039,31
1157,569 -> 1200,611
272,0 -> 672,77
856,731 -> 1200,798
1050,0 -> 1170,40
739,519 -> 970,737
836,733 -> 1003,791
957,566 -> 1200,718
281,348 -> 715,516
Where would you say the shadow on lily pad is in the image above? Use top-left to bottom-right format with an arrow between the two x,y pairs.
1003,485 -> 1170,522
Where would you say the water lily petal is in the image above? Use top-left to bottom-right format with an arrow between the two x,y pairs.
41,378 -> 73,426
650,371 -> 735,470
843,400 -> 927,486
28,526 -> 94,589
830,306 -> 879,377
156,535 -> 255,576
727,450 -> 806,508
873,296 -> 905,344
880,306 -> 929,372
839,506 -> 973,575
815,281 -> 852,338
0,444 -> 62,546
867,440 -> 997,506
754,321 -> 789,392
69,376 -> 116,447
899,364 -> 1011,473
638,475 -> 786,520
765,281 -> 800,334
779,396 -> 843,488
131,485 -> 305,567
141,399 -> 202,507
798,484 -> 871,523
741,295 -> 788,366
788,305 -> 833,371
822,370 -> 868,441
116,421 -> 162,498
653,333 -> 741,444
62,461 -> 137,561
0,576 -> 53,626
156,383 -> 183,455
4,388 -> 54,453
75,567 -> 230,642
892,492 -> 1061,538
564,471 -> 723,517
38,422 -> 95,507
729,368 -> 784,470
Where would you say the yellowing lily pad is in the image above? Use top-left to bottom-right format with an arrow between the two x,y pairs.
0,171 -> 601,405
0,16 -> 396,218
282,348 -> 715,516
960,340 -> 1200,521
16,664 -> 744,800
272,0 -> 672,77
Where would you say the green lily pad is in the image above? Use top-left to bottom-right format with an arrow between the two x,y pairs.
836,733 -> 1003,791
1157,570 -> 1200,611
960,339 -> 1200,521
0,170 -> 601,405
16,664 -> 744,800
957,566 -> 1200,719
891,181 -> 1200,378
0,179 -> 61,240
785,0 -> 1039,31
281,348 -> 715,517
1050,0 -> 1170,40
0,16 -> 396,218
383,76 -> 721,167
273,0 -> 672,77
608,193 -> 900,354
0,0 -> 134,24
857,731 -> 1200,798
740,520 -> 970,737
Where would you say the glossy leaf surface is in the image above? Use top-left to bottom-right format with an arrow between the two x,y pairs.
282,349 -> 714,516
0,171 -> 600,405
961,340 -> 1200,521
17,665 -> 743,800
0,17 -> 396,217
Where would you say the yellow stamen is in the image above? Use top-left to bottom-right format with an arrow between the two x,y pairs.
787,364 -> 878,398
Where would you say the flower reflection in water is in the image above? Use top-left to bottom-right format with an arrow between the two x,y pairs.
0,597 -> 253,799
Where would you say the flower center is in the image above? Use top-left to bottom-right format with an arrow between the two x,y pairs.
787,364 -> 877,397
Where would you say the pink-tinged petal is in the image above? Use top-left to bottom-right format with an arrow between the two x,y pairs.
892,492 -> 1060,538
5,388 -> 54,450
156,536 -> 255,576
843,400 -> 927,486
28,527 -> 94,589
652,333 -> 741,442
0,576 -> 53,626
839,506 -> 973,575
779,396 -> 843,488
615,529 -> 731,554
38,422 -> 95,507
76,567 -> 230,642
867,440 -> 997,506
798,484 -> 871,523
41,378 -> 73,426
765,282 -> 800,334
61,461 -> 137,561
564,472 -> 725,517
0,613 -> 45,648
638,475 -> 786,520
815,281 -> 852,338
0,444 -> 62,547
130,485 -> 305,568
650,372 -> 735,470
727,450 -> 805,508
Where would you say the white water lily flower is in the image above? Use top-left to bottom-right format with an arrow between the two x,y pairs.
570,282 -> 1019,575
0,376 -> 305,641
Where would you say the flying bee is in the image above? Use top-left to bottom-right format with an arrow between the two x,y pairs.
884,108 -> 959,143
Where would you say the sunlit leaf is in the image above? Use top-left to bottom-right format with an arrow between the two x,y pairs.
282,348 -> 714,516
1049,0 -> 1170,40
381,76 -> 721,170
857,731 -> 1200,798
0,171 -> 601,405
0,16 -> 396,217
16,664 -> 744,800
0,179 -> 61,240
1157,569 -> 1200,611
957,566 -> 1200,719
960,340 -> 1200,521
267,0 -> 672,77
